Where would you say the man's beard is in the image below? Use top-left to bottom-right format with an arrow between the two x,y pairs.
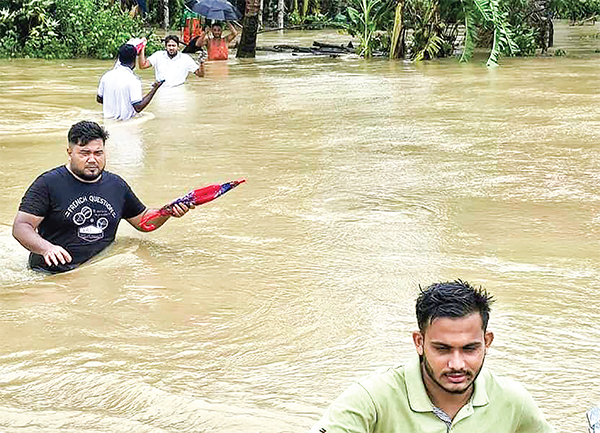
71,166 -> 103,181
421,353 -> 484,395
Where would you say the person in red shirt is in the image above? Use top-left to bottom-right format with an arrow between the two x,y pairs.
184,21 -> 238,60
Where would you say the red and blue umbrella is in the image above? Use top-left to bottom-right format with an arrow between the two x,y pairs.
140,178 -> 246,231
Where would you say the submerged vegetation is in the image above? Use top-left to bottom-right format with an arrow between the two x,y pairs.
1,0 -> 600,63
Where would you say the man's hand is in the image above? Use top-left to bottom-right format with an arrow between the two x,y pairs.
42,244 -> 72,267
153,80 -> 165,89
127,203 -> 196,232
170,203 -> 196,218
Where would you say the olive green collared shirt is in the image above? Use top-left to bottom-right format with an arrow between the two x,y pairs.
310,356 -> 555,433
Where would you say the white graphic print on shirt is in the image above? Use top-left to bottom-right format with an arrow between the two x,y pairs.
64,195 -> 117,243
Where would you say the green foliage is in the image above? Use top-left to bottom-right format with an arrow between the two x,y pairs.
343,0 -> 395,57
0,0 -> 156,59
552,0 -> 600,21
406,0 -> 448,61
509,21 -> 537,56
147,0 -> 184,28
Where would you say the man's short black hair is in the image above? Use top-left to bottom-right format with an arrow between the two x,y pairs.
416,280 -> 494,332
118,44 -> 137,65
211,21 -> 223,28
164,35 -> 180,45
68,121 -> 109,147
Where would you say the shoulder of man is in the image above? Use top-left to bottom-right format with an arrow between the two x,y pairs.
482,368 -> 555,432
358,364 -> 407,387
148,51 -> 163,63
308,365 -> 408,433
346,364 -> 408,405
34,165 -> 69,183
101,170 -> 129,186
481,368 -> 541,406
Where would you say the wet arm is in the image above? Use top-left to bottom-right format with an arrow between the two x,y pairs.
12,211 -> 72,266
194,60 -> 205,78
196,31 -> 208,48
138,45 -> 152,69
132,80 -> 163,113
226,22 -> 239,43
126,203 -> 195,232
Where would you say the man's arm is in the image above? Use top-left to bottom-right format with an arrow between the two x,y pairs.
138,41 -> 152,69
225,22 -> 239,44
196,30 -> 208,48
96,95 -> 103,104
12,211 -> 72,267
194,59 -> 205,78
126,203 -> 195,232
132,80 -> 164,113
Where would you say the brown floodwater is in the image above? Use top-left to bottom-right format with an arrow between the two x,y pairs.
1,22 -> 599,433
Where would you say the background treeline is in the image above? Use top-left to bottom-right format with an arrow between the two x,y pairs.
1,0 -> 600,60
0,0 -> 163,58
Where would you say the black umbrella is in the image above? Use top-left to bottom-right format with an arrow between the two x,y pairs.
185,0 -> 242,21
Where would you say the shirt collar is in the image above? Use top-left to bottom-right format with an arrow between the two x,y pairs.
163,51 -> 180,60
116,62 -> 134,73
405,355 -> 489,413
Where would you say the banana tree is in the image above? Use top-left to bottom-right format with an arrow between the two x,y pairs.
458,0 -> 519,65
389,0 -> 405,58
346,0 -> 394,58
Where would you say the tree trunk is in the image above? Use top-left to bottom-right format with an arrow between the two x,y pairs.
237,0 -> 261,58
532,0 -> 550,53
162,0 -> 169,30
259,0 -> 264,27
389,0 -> 405,59
278,0 -> 284,29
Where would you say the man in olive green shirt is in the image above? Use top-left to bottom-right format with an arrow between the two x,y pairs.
310,280 -> 555,433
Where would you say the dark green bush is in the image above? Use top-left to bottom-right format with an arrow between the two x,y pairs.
0,0 -> 161,59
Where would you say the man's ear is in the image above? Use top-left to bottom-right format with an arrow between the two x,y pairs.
412,330 -> 424,356
66,146 -> 72,159
484,331 -> 494,349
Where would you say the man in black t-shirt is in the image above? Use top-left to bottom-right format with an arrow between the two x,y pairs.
12,120 -> 194,273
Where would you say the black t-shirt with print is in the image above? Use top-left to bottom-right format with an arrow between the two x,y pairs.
19,166 -> 146,273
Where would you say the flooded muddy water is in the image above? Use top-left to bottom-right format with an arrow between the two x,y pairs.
1,23 -> 599,432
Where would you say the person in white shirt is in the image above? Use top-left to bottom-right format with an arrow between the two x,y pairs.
97,44 -> 163,121
138,35 -> 204,87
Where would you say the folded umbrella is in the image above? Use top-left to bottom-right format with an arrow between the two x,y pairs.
185,0 -> 242,21
140,178 -> 246,231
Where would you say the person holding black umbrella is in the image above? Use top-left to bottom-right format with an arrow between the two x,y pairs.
200,21 -> 239,60
182,0 -> 241,59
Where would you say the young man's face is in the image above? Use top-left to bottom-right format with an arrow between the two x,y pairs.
412,313 -> 493,395
67,138 -> 106,181
211,25 -> 222,37
165,40 -> 179,57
